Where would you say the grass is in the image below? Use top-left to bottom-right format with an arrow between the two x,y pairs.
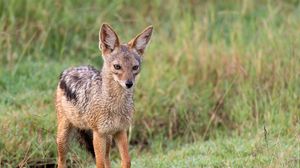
0,0 -> 300,167
132,134 -> 300,168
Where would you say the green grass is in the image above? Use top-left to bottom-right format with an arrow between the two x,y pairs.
132,134 -> 300,168
0,0 -> 300,167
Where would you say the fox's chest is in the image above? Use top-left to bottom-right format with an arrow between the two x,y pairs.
96,99 -> 134,134
99,113 -> 132,134
97,109 -> 133,134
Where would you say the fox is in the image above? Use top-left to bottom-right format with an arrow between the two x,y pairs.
55,23 -> 153,168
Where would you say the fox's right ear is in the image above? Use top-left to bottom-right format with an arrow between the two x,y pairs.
99,24 -> 120,55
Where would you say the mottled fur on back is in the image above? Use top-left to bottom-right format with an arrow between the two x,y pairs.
55,23 -> 153,168
59,66 -> 101,109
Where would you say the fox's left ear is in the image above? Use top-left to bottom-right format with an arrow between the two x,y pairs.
128,26 -> 153,55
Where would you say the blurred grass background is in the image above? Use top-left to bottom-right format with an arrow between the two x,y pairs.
0,0 -> 299,167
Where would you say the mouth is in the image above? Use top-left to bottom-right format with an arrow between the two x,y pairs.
112,75 -> 134,90
121,82 -> 134,89
125,81 -> 133,89
117,80 -> 134,90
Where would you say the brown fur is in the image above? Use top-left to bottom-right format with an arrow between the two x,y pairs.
55,24 -> 153,168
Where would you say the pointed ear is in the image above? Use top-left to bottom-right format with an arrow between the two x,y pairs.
128,26 -> 153,55
99,23 -> 120,55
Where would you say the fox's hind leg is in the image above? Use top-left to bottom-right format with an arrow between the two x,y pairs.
56,115 -> 73,168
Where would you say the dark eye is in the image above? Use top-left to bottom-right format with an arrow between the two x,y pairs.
114,64 -> 121,70
132,65 -> 139,70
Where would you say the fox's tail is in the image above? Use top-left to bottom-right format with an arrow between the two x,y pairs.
75,128 -> 95,158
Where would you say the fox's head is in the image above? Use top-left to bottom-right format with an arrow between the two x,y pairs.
99,24 -> 153,89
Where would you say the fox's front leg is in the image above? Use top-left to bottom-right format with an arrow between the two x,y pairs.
93,131 -> 108,168
105,136 -> 112,168
114,130 -> 131,168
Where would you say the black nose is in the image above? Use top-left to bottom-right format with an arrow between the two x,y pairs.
125,81 -> 133,88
